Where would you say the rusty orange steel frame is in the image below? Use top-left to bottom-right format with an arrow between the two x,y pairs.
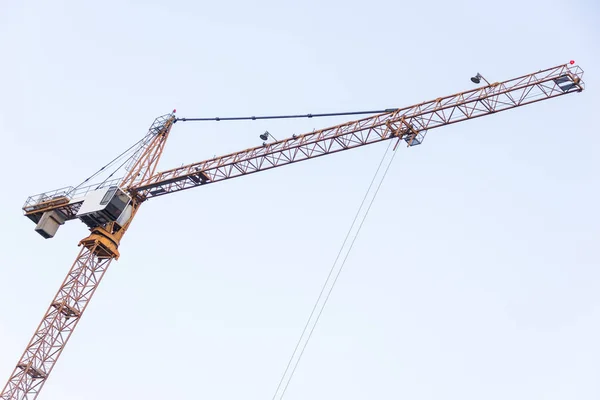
1,63 -> 584,400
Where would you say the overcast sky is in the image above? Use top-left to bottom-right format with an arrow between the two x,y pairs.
0,1 -> 598,399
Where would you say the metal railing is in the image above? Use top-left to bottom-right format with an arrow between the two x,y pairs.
23,178 -> 122,211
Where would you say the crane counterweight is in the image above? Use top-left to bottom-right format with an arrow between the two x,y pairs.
34,211 -> 66,239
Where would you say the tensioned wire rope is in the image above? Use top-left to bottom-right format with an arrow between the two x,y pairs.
69,132 -> 154,193
175,109 -> 398,122
271,138 -> 400,400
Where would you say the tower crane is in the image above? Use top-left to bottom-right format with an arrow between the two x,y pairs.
1,63 -> 585,400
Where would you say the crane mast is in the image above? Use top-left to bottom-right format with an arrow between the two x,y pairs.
0,115 -> 176,400
1,63 -> 584,400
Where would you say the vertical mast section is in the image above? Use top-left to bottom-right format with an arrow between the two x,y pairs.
0,245 -> 113,400
0,114 -> 175,400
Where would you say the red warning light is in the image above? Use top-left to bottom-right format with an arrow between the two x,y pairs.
569,60 -> 575,65
173,109 -> 177,113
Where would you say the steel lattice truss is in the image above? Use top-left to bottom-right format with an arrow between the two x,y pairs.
1,244 -> 113,400
134,64 -> 584,199
1,62 -> 584,400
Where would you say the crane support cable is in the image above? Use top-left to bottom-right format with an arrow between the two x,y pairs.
71,113 -> 176,192
176,109 -> 398,122
271,140 -> 399,400
70,133 -> 152,192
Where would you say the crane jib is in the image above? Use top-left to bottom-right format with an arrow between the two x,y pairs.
133,64 -> 584,199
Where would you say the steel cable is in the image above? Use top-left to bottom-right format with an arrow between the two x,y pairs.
176,109 -> 398,122
271,138 -> 399,400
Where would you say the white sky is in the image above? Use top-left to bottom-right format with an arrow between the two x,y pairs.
0,1 -> 598,399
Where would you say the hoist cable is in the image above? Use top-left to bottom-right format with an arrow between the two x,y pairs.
271,139 -> 399,400
176,109 -> 398,122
